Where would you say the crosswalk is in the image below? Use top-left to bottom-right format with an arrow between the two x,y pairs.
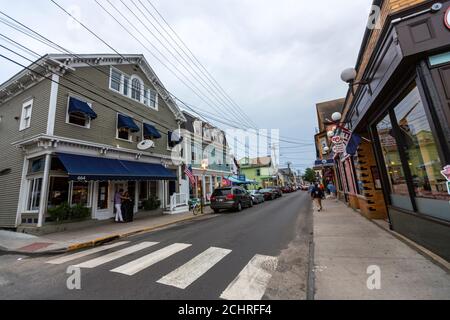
46,241 -> 278,300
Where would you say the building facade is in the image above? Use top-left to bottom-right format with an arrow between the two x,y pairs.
334,0 -> 450,260
0,54 -> 187,229
239,157 -> 279,189
180,111 -> 232,203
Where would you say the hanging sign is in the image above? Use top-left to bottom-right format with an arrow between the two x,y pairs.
441,165 -> 450,181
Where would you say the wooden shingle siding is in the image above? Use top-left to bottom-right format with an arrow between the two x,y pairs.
54,64 -> 179,156
0,80 -> 51,227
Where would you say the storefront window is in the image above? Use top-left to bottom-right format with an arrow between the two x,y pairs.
149,181 -> 158,197
139,181 -> 148,200
393,86 -> 450,219
72,182 -> 90,207
97,181 -> 109,210
27,177 -> 42,211
376,114 -> 414,211
48,177 -> 69,208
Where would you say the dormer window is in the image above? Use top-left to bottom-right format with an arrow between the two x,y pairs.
109,67 -> 158,110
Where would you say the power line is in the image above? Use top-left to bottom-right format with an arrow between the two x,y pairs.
143,0 -> 259,130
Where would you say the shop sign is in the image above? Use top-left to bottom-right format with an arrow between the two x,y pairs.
333,144 -> 345,154
445,7 -> 450,30
331,136 -> 342,144
441,165 -> 450,181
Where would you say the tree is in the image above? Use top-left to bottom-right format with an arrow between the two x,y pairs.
303,168 -> 317,183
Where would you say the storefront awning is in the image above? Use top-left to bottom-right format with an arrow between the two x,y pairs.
118,114 -> 140,133
68,97 -> 98,119
143,123 -> 162,139
57,153 -> 176,181
226,176 -> 257,185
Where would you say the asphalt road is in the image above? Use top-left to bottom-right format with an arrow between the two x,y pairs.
0,191 -> 313,300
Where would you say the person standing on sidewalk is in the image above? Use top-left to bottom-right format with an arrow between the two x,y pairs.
327,182 -> 337,199
114,189 -> 125,223
311,183 -> 324,212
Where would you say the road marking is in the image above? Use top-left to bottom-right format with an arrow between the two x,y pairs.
157,247 -> 232,289
46,242 -> 130,265
111,243 -> 192,276
220,255 -> 278,300
74,242 -> 158,269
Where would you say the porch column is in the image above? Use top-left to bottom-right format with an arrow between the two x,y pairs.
15,157 -> 30,227
37,153 -> 51,227
134,180 -> 139,213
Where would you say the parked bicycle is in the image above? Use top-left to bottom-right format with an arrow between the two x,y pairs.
189,198 -> 202,216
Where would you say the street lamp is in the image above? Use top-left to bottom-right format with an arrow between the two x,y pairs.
200,159 -> 209,214
340,67 -> 372,96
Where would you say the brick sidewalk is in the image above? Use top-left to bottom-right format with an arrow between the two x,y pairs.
313,199 -> 450,300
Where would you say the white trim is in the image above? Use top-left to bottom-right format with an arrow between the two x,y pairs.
37,154 -> 51,227
65,95 -> 92,129
46,74 -> 60,135
116,112 -> 135,143
19,98 -> 33,131
15,158 -> 30,226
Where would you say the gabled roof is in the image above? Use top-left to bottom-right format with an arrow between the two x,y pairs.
0,53 -> 186,122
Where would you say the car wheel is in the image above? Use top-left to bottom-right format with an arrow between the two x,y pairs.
213,209 -> 220,214
236,202 -> 242,212
250,200 -> 254,207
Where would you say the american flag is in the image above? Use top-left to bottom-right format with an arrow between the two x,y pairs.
184,165 -> 196,186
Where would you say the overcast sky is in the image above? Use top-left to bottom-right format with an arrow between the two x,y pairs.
0,0 -> 373,172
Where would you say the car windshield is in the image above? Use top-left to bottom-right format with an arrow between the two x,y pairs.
250,190 -> 259,195
260,189 -> 271,193
212,189 -> 232,196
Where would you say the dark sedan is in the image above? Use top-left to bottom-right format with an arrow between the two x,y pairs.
259,188 -> 276,201
210,187 -> 253,213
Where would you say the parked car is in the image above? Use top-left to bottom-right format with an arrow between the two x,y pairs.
259,188 -> 276,201
249,190 -> 265,204
281,186 -> 293,193
210,187 -> 253,213
269,187 -> 283,198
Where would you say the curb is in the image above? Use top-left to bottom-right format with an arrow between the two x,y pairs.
345,203 -> 450,273
1,213 -> 215,257
369,219 -> 450,273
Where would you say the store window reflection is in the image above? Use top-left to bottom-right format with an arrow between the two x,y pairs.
393,86 -> 449,202
376,114 -> 413,210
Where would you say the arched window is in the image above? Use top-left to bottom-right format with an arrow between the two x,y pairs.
131,78 -> 142,101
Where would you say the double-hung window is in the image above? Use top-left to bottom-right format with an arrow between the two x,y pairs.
131,78 -> 142,102
20,99 -> 33,131
110,69 -> 122,92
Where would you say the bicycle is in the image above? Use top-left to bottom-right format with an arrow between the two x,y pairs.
189,198 -> 202,216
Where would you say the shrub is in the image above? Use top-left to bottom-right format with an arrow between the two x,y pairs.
47,202 -> 91,223
143,196 -> 161,211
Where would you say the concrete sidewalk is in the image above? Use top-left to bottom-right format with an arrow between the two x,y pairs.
313,199 -> 450,300
0,209 -> 215,255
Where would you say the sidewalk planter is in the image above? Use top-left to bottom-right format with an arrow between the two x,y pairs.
47,203 -> 91,224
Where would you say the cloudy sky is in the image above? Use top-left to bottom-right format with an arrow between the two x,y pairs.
0,0 -> 373,172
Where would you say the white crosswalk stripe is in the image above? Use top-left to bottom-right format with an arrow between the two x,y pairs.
74,242 -> 158,269
157,247 -> 232,289
46,241 -> 130,265
220,254 -> 278,300
111,243 -> 192,276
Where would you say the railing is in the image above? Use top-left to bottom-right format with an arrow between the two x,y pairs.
170,193 -> 189,212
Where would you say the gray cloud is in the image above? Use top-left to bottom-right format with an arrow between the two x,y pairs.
0,0 -> 373,171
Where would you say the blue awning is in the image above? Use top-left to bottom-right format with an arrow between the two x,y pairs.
57,153 -> 177,181
168,131 -> 183,147
226,176 -> 257,185
68,97 -> 97,119
143,123 -> 162,139
118,114 -> 140,133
